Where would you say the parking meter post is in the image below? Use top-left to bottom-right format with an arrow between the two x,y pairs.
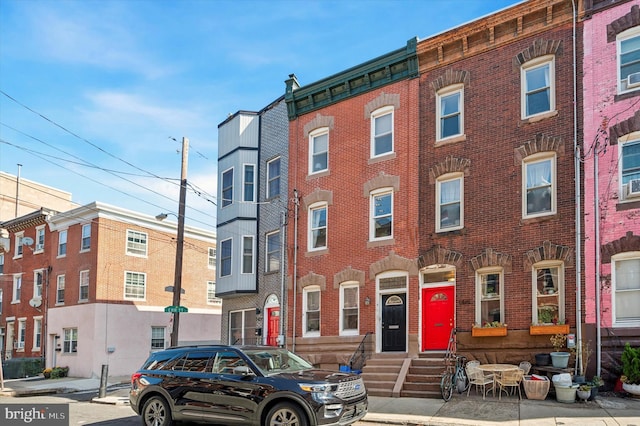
99,364 -> 108,398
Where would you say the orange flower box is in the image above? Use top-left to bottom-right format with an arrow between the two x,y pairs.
529,324 -> 569,335
472,326 -> 507,337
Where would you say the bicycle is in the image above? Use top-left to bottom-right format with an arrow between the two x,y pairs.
440,328 -> 470,401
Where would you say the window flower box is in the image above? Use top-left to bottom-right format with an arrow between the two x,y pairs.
472,326 -> 507,337
529,324 -> 569,335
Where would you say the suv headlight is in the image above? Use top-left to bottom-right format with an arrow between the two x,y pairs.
299,383 -> 339,401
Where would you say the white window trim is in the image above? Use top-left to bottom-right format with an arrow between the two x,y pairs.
370,106 -> 394,158
79,269 -> 89,302
266,231 -> 280,273
242,163 -> 256,203
56,274 -> 65,305
522,152 -> 557,219
302,286 -> 321,338
207,281 -> 222,306
17,318 -> 26,350
521,55 -> 556,119
126,229 -> 148,257
33,269 -> 45,299
339,282 -> 359,336
436,84 -> 464,141
208,247 -> 216,269
12,273 -> 23,303
369,188 -> 394,241
619,132 -> 640,202
267,157 -> 281,199
241,235 -> 254,275
35,225 -> 45,253
81,223 -> 91,252
531,261 -> 565,325
14,231 -> 24,259
612,251 -> 640,327
33,316 -> 43,350
220,238 -> 233,277
150,326 -> 166,351
57,229 -> 67,258
617,26 -> 640,94
124,271 -> 146,300
309,127 -> 329,175
221,167 -> 234,207
475,267 -> 504,326
436,173 -> 464,232
308,202 -> 328,252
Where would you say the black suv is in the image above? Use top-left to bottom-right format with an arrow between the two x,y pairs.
129,345 -> 367,426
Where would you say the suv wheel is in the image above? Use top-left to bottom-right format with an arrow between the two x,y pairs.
265,402 -> 308,426
142,395 -> 173,426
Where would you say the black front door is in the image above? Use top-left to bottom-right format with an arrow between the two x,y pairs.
381,293 -> 406,352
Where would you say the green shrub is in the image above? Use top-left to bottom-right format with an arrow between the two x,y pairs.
621,343 -> 640,385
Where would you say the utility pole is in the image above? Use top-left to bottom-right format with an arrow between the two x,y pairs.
171,137 -> 189,347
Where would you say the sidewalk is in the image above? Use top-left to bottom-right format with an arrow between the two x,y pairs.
1,375 -> 640,425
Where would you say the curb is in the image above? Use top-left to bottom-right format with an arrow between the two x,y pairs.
91,396 -> 130,406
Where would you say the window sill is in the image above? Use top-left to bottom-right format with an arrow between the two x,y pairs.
368,152 -> 396,164
521,110 -> 558,124
617,198 -> 640,211
521,213 -> 557,225
307,170 -> 330,180
435,134 -> 466,147
306,248 -> 328,257
367,238 -> 395,248
614,89 -> 640,102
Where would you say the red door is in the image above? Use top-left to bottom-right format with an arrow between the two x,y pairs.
421,286 -> 454,351
266,307 -> 280,346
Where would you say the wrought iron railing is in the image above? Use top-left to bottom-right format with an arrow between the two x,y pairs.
349,332 -> 373,372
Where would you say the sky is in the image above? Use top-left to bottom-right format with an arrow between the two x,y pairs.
0,0 -> 520,231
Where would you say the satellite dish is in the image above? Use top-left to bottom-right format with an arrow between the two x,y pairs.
29,298 -> 42,308
22,237 -> 34,246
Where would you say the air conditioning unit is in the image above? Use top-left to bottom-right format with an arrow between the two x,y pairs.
628,72 -> 640,89
626,179 -> 640,198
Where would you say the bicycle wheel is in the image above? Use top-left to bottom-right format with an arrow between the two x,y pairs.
441,372 -> 454,401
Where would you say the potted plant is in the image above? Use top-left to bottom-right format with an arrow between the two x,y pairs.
549,333 -> 570,368
42,367 -> 52,379
471,321 -> 508,337
621,343 -> 640,396
576,384 -> 591,401
588,375 -> 604,401
571,340 -> 592,383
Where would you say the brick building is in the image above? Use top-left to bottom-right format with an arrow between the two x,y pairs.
582,0 -> 640,383
1,201 -> 220,378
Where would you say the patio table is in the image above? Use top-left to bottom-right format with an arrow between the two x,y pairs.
476,364 -> 520,397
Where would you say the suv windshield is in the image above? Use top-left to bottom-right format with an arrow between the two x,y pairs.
243,348 -> 313,375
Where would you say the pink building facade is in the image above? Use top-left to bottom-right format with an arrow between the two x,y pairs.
582,0 -> 640,379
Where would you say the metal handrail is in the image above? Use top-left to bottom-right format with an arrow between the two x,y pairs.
349,332 -> 373,371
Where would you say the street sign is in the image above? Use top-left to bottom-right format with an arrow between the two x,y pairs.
164,305 -> 188,313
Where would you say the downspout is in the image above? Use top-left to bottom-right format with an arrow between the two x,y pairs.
594,134 -> 601,376
292,189 -> 299,352
279,210 -> 286,347
571,0 -> 583,376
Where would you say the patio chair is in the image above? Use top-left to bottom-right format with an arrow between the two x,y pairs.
465,360 -> 480,377
518,361 -> 531,375
466,366 -> 494,399
496,369 -> 524,400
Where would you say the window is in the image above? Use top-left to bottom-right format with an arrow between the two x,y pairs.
340,283 -> 359,335
151,327 -> 165,350
34,270 -> 43,298
0,253 -> 3,274
266,231 -> 280,272
220,239 -> 232,277
371,106 -> 393,157
532,263 -> 565,324
618,28 -> 640,93
63,328 -> 78,353
242,236 -> 254,274
309,128 -> 328,174
58,230 -> 67,257
207,281 -> 222,305
79,270 -> 89,301
222,168 -> 234,207
523,153 -> 556,218
126,230 -> 148,256
33,317 -> 42,350
12,274 -> 22,302
621,136 -> 640,199
267,157 -> 281,198
15,232 -> 24,258
476,269 -> 504,326
436,175 -> 463,232
370,189 -> 393,240
124,271 -> 146,300
303,286 -> 320,336
17,319 -> 26,350
81,223 -> 91,251
308,203 -> 327,251
56,275 -> 65,304
612,252 -> 640,325
521,56 -> 555,118
0,289 -> 3,314
243,164 -> 255,202
208,247 -> 216,269
229,309 -> 257,345
35,226 -> 45,252
437,85 -> 463,140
